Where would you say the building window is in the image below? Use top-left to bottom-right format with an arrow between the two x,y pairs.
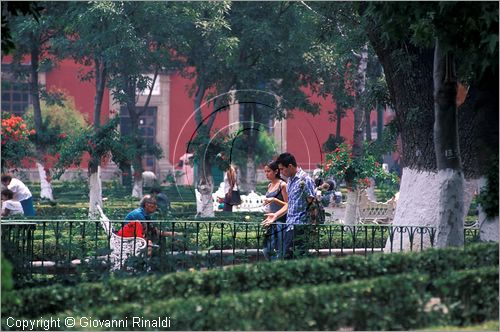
119,106 -> 158,171
1,81 -> 31,116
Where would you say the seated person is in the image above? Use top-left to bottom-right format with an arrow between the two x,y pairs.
1,189 -> 24,217
117,197 -> 179,256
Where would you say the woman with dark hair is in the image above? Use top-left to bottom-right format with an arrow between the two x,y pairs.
1,189 -> 24,217
262,161 -> 288,260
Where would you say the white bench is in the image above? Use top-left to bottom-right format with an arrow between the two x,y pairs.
357,190 -> 396,224
233,191 -> 267,212
195,184 -> 268,213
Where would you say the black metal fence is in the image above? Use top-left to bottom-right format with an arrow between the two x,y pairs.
1,220 -> 480,280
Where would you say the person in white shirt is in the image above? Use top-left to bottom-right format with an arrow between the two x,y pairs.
1,175 -> 35,216
1,189 -> 24,217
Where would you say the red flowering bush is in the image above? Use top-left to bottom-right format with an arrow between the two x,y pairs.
1,112 -> 36,171
324,143 -> 399,195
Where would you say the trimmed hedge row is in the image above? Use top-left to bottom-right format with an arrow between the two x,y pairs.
6,242 -> 498,318
45,266 -> 499,331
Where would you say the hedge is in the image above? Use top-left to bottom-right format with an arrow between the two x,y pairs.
6,242 -> 497,318
29,266 -> 499,331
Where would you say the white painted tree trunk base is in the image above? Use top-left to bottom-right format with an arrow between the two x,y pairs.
89,167 -> 103,219
477,177 -> 499,242
132,177 -> 143,198
366,178 -> 376,201
435,169 -> 464,248
246,158 -> 256,193
36,162 -> 54,201
343,190 -> 359,225
197,182 -> 214,218
385,167 -> 476,252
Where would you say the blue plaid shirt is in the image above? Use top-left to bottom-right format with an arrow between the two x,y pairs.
285,168 -> 315,230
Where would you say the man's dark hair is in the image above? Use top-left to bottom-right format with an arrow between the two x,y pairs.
1,189 -> 14,199
276,153 -> 297,167
1,175 -> 12,183
150,186 -> 162,195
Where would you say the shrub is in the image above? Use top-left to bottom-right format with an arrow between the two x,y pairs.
6,242 -> 497,318
41,266 -> 499,331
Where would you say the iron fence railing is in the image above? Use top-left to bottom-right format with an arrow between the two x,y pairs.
1,220 -> 480,279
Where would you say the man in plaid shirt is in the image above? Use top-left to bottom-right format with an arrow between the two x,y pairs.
262,152 -> 315,259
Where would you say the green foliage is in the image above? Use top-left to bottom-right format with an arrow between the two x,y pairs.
19,266 -> 498,331
24,91 -> 87,167
53,119 -> 119,178
1,253 -> 14,292
362,2 -> 498,80
188,126 -> 228,169
324,143 -> 399,194
1,252 -> 19,310
322,134 -> 345,153
476,154 -> 499,218
6,242 -> 497,319
228,125 -> 277,170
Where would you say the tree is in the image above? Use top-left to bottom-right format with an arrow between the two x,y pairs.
433,38 -> 463,247
52,2 -> 134,216
103,2 -> 176,198
360,2 -> 498,247
1,1 -> 43,55
175,2 -> 326,215
24,93 -> 87,200
6,1 -> 67,200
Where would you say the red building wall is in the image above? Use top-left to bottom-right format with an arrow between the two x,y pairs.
286,90 -> 354,169
45,59 -> 110,125
3,56 -> 400,170
169,73 -> 229,164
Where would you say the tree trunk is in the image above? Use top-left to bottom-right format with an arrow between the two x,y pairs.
30,41 -> 42,137
366,19 -> 439,238
197,158 -> 214,217
238,102 -> 258,193
36,162 -> 53,201
433,39 -> 464,247
352,43 -> 369,160
364,7 -> 498,249
132,176 -> 143,199
88,59 -> 106,217
129,70 -> 159,198
376,102 -> 383,141
127,90 -> 143,199
245,157 -> 256,193
89,166 -> 102,219
477,177 -> 499,242
29,41 -> 56,201
343,190 -> 359,225
364,108 -> 372,141
335,108 -> 342,138
385,168 -> 478,251
366,178 -> 376,201
346,43 -> 368,224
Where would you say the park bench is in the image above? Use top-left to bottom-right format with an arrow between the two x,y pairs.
233,191 -> 267,213
357,190 -> 396,224
95,205 -> 147,271
323,190 -> 396,224
195,183 -> 268,213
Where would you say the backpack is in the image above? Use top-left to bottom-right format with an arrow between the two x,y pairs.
300,174 -> 326,225
306,197 -> 326,225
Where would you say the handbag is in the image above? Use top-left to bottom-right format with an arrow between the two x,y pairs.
225,190 -> 242,206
